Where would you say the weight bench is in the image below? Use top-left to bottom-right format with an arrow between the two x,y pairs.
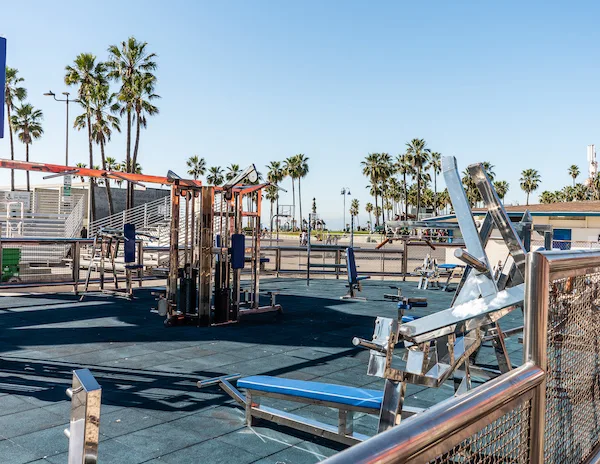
198,316 -> 423,445
341,247 -> 370,300
437,263 -> 464,291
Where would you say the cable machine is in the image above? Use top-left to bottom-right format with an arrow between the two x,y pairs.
158,165 -> 282,326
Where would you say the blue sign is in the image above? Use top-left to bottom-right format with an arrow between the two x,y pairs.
0,37 -> 5,139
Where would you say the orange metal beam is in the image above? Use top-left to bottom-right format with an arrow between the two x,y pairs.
0,159 -> 203,187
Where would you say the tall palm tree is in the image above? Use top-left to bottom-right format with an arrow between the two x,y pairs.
186,155 -> 206,180
396,153 -> 413,218
86,84 -> 120,217
520,169 -> 541,205
5,67 -> 27,191
429,152 -> 441,215
568,165 -> 580,187
406,138 -> 431,219
107,37 -> 158,209
225,163 -> 241,181
573,183 -> 590,201
65,53 -> 106,221
493,180 -> 509,203
365,202 -> 373,229
283,156 -> 300,229
206,166 -> 224,185
129,74 -> 159,207
11,104 -> 43,192
267,161 -> 285,230
295,154 -> 309,227
482,161 -> 496,181
377,153 -> 394,221
361,153 -> 383,225
350,198 -> 359,229
265,185 -> 279,231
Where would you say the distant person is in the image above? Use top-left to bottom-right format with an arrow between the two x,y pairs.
80,226 -> 88,238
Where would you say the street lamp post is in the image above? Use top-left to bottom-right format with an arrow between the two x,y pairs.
341,187 -> 351,232
44,91 -> 78,166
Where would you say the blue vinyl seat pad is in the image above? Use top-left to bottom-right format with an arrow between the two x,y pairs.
237,376 -> 382,409
438,264 -> 458,269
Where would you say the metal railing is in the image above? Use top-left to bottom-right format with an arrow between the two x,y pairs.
0,237 -> 147,291
261,242 -> 462,278
324,248 -> 600,464
89,195 -> 170,236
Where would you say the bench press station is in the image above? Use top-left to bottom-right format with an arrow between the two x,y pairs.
197,157 -> 549,447
340,247 -> 370,300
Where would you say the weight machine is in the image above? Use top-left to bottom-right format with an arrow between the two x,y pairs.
156,165 -> 282,326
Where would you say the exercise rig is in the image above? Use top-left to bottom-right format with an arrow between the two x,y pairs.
156,165 -> 282,327
80,224 -> 153,300
197,156 -> 552,445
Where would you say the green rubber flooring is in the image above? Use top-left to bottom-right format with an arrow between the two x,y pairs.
0,278 -> 524,463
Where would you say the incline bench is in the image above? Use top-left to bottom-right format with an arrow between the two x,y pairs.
198,315 -> 421,445
340,247 -> 370,300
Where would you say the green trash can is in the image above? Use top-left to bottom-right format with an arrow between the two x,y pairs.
2,248 -> 21,282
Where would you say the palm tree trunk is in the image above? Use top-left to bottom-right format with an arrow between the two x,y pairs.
368,212 -> 372,229
403,172 -> 408,219
86,112 -> 96,222
125,108 -> 132,210
25,144 -> 30,192
100,139 -> 115,217
416,168 -> 421,220
276,191 -> 280,233
374,189 -> 379,226
526,192 -> 530,205
131,111 -> 142,212
434,172 -> 438,216
270,199 -> 274,232
291,179 -> 296,230
7,104 -> 15,191
298,177 -> 303,229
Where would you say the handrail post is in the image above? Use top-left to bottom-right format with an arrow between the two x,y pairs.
524,251 -> 549,464
336,249 -> 341,279
276,247 -> 281,277
137,240 -> 143,288
65,369 -> 101,464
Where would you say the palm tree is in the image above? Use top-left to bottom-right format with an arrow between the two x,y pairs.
265,185 -> 279,231
361,153 -> 383,225
561,185 -> 574,202
350,198 -> 359,229
573,183 -> 589,201
539,191 -> 556,204
493,180 -> 509,203
295,154 -> 309,227
365,202 -> 373,228
377,153 -> 394,221
396,153 -> 414,218
129,74 -> 159,207
206,166 -> 224,185
76,163 -> 87,182
11,104 -> 43,192
568,165 -> 580,187
520,169 -> 541,205
225,163 -> 241,181
85,83 -> 120,217
429,152 -> 441,215
482,162 -> 496,181
283,156 -> 300,229
186,155 -> 206,180
65,53 -> 106,221
405,139 -> 431,219
5,67 -> 27,191
267,161 -> 285,231
107,37 -> 158,209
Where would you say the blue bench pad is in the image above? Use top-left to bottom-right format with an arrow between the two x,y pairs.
438,264 -> 458,269
237,376 -> 382,409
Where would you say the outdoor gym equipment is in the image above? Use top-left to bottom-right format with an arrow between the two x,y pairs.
79,224 -> 149,300
198,316 -> 423,446
340,247 -> 370,300
198,157 -> 549,445
0,159 -> 281,327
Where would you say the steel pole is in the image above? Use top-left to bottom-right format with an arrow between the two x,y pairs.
65,97 -> 69,166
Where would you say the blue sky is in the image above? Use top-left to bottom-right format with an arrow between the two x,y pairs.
2,1 -> 600,227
